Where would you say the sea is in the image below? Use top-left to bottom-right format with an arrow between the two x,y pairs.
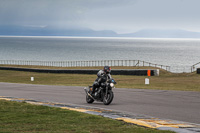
0,36 -> 200,72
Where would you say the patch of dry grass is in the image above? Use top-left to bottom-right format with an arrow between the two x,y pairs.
0,65 -> 200,91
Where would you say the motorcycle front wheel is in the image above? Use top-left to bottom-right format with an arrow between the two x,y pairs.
103,90 -> 114,105
86,94 -> 94,104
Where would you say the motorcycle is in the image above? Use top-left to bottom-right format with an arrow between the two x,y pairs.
84,78 -> 117,105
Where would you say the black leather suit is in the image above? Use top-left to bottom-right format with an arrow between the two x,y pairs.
92,70 -> 112,94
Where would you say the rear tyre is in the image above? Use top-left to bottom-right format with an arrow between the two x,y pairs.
86,94 -> 94,104
103,90 -> 114,105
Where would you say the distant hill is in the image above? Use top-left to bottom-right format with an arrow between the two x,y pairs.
1,25 -> 200,38
0,25 -> 118,37
120,29 -> 200,38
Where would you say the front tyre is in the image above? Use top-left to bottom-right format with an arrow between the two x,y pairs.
86,94 -> 94,104
103,90 -> 114,105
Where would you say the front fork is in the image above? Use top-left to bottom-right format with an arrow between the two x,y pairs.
105,86 -> 108,98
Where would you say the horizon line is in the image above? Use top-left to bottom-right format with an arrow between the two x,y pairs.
1,35 -> 200,40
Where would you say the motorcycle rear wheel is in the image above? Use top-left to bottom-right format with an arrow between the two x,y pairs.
103,90 -> 114,105
86,94 -> 94,103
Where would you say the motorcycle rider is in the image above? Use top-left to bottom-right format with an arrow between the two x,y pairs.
91,66 -> 112,96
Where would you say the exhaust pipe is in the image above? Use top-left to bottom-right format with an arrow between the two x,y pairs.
84,87 -> 88,94
84,87 -> 95,100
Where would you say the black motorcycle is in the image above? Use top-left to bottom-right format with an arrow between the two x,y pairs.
84,78 -> 116,105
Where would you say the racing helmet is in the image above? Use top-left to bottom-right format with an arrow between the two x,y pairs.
104,66 -> 111,74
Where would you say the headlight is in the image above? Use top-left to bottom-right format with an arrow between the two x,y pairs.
110,83 -> 114,87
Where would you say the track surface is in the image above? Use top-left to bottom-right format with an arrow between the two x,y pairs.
0,82 -> 199,124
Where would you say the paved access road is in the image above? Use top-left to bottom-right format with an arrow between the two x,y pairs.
0,82 -> 199,124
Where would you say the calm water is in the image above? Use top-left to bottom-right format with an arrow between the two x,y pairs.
0,36 -> 200,72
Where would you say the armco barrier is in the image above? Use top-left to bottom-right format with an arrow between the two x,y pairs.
0,67 -> 159,76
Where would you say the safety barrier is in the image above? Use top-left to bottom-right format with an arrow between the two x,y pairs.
1,60 -> 200,73
0,60 -> 170,71
0,67 -> 159,76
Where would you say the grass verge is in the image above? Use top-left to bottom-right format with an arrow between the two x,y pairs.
0,65 -> 200,91
0,100 -> 174,133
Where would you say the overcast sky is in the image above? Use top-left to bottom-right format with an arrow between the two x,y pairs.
0,0 -> 200,33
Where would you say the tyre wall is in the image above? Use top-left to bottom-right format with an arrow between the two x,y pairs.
0,67 -> 159,76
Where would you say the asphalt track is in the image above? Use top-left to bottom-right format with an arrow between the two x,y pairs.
0,82 -> 199,124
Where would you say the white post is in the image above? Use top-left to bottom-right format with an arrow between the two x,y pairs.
156,69 -> 160,76
145,78 -> 149,85
31,77 -> 34,81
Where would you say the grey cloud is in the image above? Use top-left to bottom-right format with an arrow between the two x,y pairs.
0,0 -> 200,33
0,0 -> 85,27
82,0 -> 200,33
0,0 -> 136,29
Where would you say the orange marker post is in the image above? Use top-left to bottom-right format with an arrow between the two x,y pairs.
147,70 -> 151,76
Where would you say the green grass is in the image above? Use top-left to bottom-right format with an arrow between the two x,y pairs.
0,100 -> 174,133
0,65 -> 200,91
